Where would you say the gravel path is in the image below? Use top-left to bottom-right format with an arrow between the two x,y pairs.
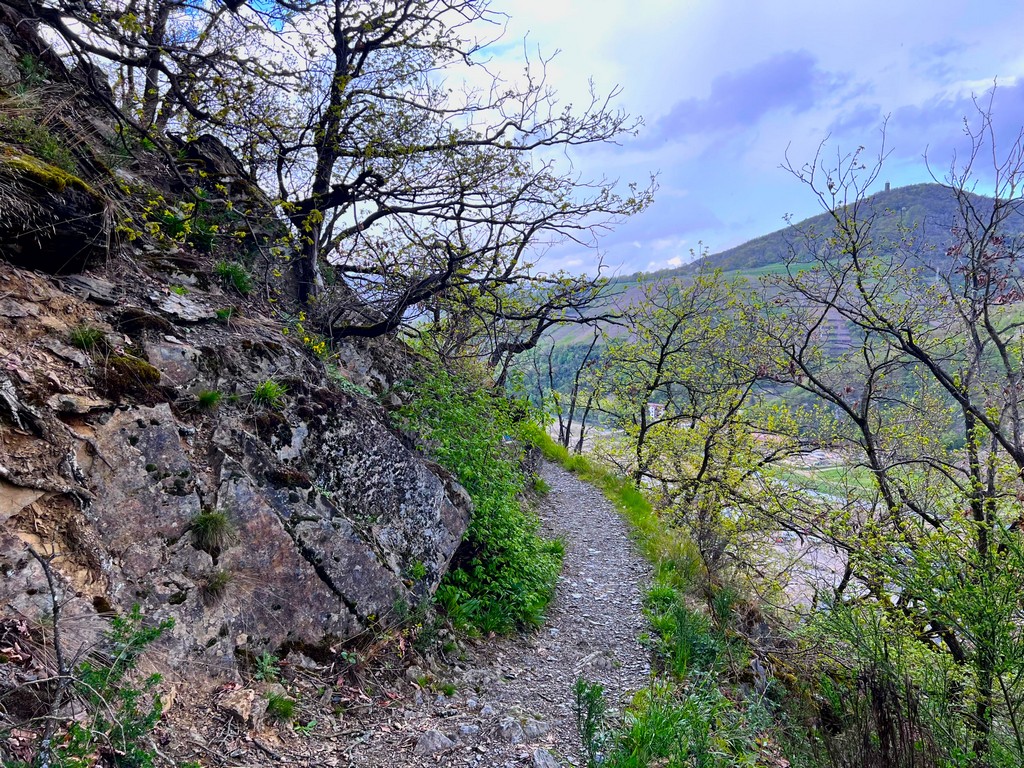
343,461 -> 653,767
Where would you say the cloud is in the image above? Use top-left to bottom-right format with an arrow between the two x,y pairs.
640,51 -> 832,145
871,81 -> 1024,172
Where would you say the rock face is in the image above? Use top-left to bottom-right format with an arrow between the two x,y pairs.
0,264 -> 472,678
0,155 -> 110,274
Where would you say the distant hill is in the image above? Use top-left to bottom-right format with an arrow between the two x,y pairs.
525,183 -> 1024,395
540,182 -> 1024,355
618,183 -> 1024,284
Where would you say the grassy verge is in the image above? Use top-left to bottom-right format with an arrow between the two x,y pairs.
528,428 -> 811,768
400,373 -> 563,635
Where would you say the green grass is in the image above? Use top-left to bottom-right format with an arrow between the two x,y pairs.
265,692 -> 296,722
68,323 -> 106,352
200,569 -> 232,603
196,389 -> 223,409
722,260 -> 796,281
771,462 -> 877,499
1,113 -> 79,173
190,509 -> 234,553
252,379 -> 287,409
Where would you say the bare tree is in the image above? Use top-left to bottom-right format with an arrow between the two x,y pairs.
762,100 -> 1024,763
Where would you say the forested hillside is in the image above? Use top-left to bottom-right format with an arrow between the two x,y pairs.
621,181 -> 1024,281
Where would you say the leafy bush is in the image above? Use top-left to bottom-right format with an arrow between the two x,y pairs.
401,371 -> 562,633
16,54 -> 48,90
24,607 -> 174,768
214,260 -> 252,294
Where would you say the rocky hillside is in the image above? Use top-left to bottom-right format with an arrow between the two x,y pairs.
0,14 -> 472,696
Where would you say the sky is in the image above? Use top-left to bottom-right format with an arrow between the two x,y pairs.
480,0 -> 1024,276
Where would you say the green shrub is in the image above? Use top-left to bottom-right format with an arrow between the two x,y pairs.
266,692 -> 296,721
16,54 -> 48,90
400,371 -> 562,633
32,606 -> 174,768
253,651 -> 279,682
216,307 -> 236,322
214,260 -> 252,294
252,379 -> 287,409
190,509 -> 234,553
575,678 -> 608,767
197,389 -> 223,409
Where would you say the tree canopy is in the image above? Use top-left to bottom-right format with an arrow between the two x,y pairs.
4,0 -> 651,366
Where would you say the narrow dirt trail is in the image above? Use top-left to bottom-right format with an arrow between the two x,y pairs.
344,461 -> 653,767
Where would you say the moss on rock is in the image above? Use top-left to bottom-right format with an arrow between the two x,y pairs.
1,152 -> 93,194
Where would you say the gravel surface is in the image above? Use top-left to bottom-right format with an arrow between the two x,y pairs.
343,460 -> 654,767
162,461 -> 653,768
